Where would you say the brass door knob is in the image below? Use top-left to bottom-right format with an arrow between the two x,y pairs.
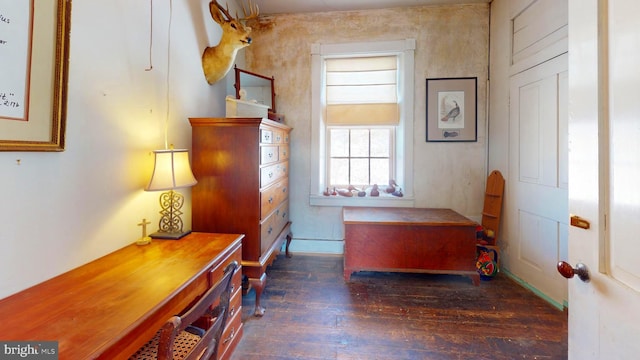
557,261 -> 590,283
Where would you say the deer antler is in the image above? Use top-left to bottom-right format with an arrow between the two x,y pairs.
214,1 -> 234,21
237,0 -> 259,21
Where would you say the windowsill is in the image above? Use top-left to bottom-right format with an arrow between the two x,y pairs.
309,194 -> 415,207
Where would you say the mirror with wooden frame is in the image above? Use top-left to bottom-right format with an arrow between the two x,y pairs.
234,66 -> 276,113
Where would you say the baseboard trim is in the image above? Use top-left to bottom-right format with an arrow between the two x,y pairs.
284,238 -> 344,255
501,268 -> 566,311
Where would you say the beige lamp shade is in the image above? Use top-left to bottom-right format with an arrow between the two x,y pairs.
146,149 -> 197,191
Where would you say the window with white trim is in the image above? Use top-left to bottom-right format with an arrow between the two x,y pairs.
310,39 -> 415,206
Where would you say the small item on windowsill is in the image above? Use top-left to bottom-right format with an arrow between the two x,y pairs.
332,187 -> 338,196
392,187 -> 403,197
337,188 -> 354,197
136,218 -> 152,246
386,179 -> 398,193
370,184 -> 380,197
323,187 -> 331,196
348,185 -> 366,197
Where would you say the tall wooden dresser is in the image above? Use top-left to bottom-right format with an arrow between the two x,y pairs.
190,117 -> 292,316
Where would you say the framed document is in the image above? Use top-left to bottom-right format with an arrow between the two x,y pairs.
0,0 -> 71,151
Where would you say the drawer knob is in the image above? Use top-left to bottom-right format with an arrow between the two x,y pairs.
223,327 -> 236,345
268,226 -> 273,234
268,197 -> 273,204
282,187 -> 287,193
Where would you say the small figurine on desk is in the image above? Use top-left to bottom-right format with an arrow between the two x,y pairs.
137,218 -> 152,246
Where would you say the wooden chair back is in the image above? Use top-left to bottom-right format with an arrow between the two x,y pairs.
132,261 -> 238,360
481,170 -> 505,244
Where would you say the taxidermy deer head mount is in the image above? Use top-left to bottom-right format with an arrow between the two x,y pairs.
202,0 -> 259,85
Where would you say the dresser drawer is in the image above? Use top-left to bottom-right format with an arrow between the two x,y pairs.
260,211 -> 279,255
261,145 -> 279,165
274,201 -> 290,237
260,178 -> 289,220
260,201 -> 289,254
279,145 -> 289,161
274,130 -> 284,143
261,128 -> 273,143
260,161 -> 288,188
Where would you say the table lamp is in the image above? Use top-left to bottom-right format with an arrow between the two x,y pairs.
146,148 -> 198,239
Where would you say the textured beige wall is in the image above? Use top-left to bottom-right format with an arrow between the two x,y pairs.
243,4 -> 490,251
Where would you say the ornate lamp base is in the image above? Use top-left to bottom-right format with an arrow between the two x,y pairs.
150,189 -> 191,240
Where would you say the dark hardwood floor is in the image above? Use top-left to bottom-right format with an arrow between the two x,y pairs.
232,254 -> 567,360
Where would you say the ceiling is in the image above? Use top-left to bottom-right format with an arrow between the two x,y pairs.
249,0 -> 491,15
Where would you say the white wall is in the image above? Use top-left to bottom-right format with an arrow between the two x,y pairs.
0,0 -> 238,298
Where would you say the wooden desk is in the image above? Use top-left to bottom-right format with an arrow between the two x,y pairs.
0,232 -> 243,360
343,207 -> 480,285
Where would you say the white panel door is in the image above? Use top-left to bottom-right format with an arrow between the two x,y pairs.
567,0 -> 640,358
508,54 -> 568,305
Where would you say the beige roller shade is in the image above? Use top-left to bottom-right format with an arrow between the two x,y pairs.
325,56 -> 399,125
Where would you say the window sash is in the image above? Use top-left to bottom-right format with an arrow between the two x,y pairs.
327,127 -> 394,187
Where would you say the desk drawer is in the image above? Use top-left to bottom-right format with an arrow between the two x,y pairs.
227,285 -> 242,326
218,300 -> 242,360
208,246 -> 242,288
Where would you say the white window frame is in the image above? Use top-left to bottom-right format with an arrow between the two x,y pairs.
310,39 -> 415,207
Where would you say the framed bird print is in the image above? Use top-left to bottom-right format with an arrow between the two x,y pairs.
426,77 -> 477,142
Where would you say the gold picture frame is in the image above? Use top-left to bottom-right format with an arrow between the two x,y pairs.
426,77 -> 477,142
0,0 -> 71,151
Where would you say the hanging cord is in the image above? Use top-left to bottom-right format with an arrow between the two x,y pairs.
145,0 -> 153,71
163,0 -> 173,150
164,0 -> 173,149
